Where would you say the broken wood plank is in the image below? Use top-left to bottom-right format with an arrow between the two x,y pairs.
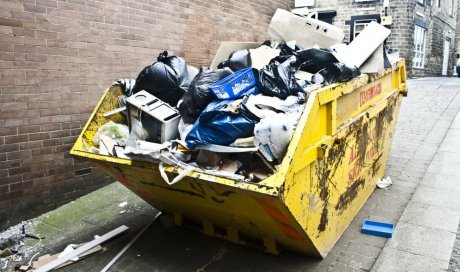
100,212 -> 162,272
34,225 -> 129,272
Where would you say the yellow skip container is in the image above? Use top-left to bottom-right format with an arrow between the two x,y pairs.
71,55 -> 407,258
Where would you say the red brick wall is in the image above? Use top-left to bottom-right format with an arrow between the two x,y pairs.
0,0 -> 292,229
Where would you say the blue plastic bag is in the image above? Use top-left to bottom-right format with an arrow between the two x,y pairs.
185,97 -> 259,150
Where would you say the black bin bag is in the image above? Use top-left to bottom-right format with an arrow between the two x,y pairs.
217,49 -> 252,72
131,51 -> 196,106
295,48 -> 338,74
254,56 -> 303,99
178,67 -> 233,124
318,63 -> 361,85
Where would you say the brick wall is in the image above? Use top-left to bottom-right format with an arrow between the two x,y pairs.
0,0 -> 292,230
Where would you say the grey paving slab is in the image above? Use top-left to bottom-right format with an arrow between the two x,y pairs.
421,172 -> 460,193
372,247 -> 449,272
428,151 -> 460,166
411,185 -> 460,211
345,242 -> 382,259
426,160 -> 460,177
399,201 -> 460,233
446,128 -> 460,137
452,116 -> 460,129
439,142 -> 460,153
386,222 -> 456,262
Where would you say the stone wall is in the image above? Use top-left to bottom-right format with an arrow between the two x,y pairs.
0,0 -> 292,230
455,0 -> 460,60
413,0 -> 457,77
310,0 -> 458,77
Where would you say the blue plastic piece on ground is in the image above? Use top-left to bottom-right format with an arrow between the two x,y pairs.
361,219 -> 394,238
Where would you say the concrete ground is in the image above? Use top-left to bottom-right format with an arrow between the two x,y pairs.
1,77 -> 460,272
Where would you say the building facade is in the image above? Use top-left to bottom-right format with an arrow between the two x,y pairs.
309,0 -> 459,77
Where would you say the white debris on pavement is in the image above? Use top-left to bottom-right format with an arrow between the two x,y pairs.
377,176 -> 392,189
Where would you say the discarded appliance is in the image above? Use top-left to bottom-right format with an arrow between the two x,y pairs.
268,8 -> 345,49
126,90 -> 181,144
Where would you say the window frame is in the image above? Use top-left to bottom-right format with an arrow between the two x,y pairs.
413,25 -> 427,69
449,0 -> 454,16
353,19 -> 378,39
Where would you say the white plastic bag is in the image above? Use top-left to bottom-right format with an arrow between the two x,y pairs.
254,111 -> 301,162
178,118 -> 194,141
93,121 -> 129,147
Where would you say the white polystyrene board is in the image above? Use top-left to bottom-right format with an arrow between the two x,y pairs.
268,9 -> 344,49
359,44 -> 385,74
291,7 -> 310,16
295,70 -> 314,81
249,47 -> 281,69
333,21 -> 390,68
210,42 -> 260,69
295,0 -> 315,7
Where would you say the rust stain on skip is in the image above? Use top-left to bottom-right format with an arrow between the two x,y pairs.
316,138 -> 346,233
335,178 -> 365,212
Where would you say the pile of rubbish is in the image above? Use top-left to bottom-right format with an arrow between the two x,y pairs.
89,9 -> 393,184
0,222 -> 41,270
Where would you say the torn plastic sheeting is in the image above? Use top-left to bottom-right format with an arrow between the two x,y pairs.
243,95 -> 303,119
217,49 -> 252,72
195,144 -> 259,153
131,51 -> 197,107
177,67 -> 233,124
159,162 -> 194,186
134,151 -> 246,184
185,99 -> 259,150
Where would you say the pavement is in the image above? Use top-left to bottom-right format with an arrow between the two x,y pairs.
1,77 -> 460,272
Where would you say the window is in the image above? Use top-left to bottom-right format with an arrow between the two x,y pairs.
353,19 -> 378,39
413,25 -> 427,69
449,0 -> 454,16
435,0 -> 440,7
416,0 -> 424,4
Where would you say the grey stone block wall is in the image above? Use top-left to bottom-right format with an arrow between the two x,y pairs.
310,0 -> 458,77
